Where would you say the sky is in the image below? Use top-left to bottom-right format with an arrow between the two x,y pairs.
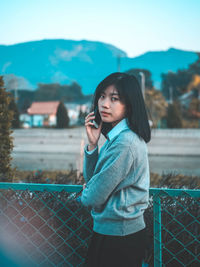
0,0 -> 199,57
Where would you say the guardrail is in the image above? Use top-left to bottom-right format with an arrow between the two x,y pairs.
0,183 -> 199,266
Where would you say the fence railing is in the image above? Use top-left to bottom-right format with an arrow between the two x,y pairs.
0,183 -> 199,267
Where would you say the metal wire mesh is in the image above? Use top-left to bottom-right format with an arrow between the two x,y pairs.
0,185 -> 92,266
151,189 -> 200,267
0,184 -> 199,267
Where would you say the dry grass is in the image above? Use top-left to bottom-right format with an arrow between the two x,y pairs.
10,169 -> 200,189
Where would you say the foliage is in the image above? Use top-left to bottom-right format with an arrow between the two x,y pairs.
35,82 -> 84,102
12,169 -> 200,189
12,169 -> 84,185
166,102 -> 183,128
0,76 -> 14,181
150,172 -> 200,189
185,75 -> 200,121
187,74 -> 200,91
9,89 -> 35,113
77,107 -> 87,125
56,102 -> 70,128
188,98 -> 200,119
125,68 -> 153,89
161,53 -> 200,100
9,96 -> 20,128
145,88 -> 168,127
161,54 -> 200,127
188,52 -> 200,75
8,82 -> 92,114
161,70 -> 192,100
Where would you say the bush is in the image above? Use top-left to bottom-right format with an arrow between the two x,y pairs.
9,96 -> 20,129
166,102 -> 183,128
12,170 -> 200,189
56,101 -> 70,128
0,76 -> 14,182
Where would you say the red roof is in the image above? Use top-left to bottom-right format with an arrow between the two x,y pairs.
27,101 -> 60,115
191,110 -> 200,118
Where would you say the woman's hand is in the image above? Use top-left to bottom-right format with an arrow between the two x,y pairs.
85,111 -> 102,150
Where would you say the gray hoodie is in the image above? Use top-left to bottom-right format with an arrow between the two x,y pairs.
81,119 -> 150,236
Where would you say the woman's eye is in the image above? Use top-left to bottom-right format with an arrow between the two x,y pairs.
100,95 -> 105,99
111,97 -> 119,101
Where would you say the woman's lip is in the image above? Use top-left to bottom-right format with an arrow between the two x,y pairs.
101,112 -> 110,116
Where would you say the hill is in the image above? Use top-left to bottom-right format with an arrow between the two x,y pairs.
0,39 -> 198,94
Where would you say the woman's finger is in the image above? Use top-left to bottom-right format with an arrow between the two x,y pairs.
85,115 -> 95,121
85,121 -> 95,127
85,116 -> 95,124
85,111 -> 94,120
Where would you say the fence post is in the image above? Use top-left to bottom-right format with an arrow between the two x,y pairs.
153,194 -> 162,267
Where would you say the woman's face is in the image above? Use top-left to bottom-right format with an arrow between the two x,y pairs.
98,85 -> 126,127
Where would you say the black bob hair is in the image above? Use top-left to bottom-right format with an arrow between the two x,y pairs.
91,72 -> 151,143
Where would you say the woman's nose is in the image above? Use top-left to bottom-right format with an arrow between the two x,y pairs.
102,98 -> 110,108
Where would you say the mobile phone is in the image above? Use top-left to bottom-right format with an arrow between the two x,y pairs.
91,106 -> 101,128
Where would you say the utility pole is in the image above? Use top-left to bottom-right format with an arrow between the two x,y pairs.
117,54 -> 121,72
168,70 -> 174,104
139,72 -> 145,100
169,86 -> 173,104
14,78 -> 18,104
198,87 -> 200,128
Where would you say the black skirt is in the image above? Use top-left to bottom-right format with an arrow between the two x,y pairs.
84,228 -> 147,267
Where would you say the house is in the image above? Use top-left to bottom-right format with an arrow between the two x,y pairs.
27,101 -> 60,127
64,101 -> 91,125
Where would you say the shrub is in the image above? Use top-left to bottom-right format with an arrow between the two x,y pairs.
56,101 -> 70,128
0,76 -> 14,182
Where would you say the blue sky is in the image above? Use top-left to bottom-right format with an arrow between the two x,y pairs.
1,0 -> 199,57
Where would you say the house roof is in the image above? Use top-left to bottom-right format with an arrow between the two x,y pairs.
191,110 -> 200,118
27,101 -> 60,115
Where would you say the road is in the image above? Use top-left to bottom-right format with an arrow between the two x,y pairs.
11,128 -> 200,175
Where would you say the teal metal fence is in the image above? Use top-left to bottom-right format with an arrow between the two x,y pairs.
0,183 -> 199,267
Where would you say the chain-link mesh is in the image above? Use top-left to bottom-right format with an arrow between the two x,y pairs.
0,184 -> 199,267
150,189 -> 200,267
0,185 -> 92,266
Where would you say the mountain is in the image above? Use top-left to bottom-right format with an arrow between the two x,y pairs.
0,39 -> 198,94
121,48 -> 198,88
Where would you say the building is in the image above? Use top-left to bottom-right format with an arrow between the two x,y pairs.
20,100 -> 91,128
64,101 -> 91,125
27,101 -> 60,127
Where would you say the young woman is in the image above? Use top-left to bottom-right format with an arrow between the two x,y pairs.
81,72 -> 151,267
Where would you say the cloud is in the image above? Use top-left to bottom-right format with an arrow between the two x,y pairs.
3,74 -> 34,90
49,45 -> 92,65
51,71 -> 71,83
2,62 -> 12,73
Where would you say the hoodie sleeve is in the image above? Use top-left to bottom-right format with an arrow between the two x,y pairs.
83,145 -> 99,183
81,142 -> 134,208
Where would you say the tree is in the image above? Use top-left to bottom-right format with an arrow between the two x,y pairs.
35,82 -> 84,102
0,76 -> 14,181
56,102 -> 70,128
9,97 -> 20,128
145,88 -> 168,127
161,71 -> 192,100
188,53 -> 200,75
77,107 -> 87,125
162,53 -> 200,100
125,69 -> 153,89
166,102 -> 183,128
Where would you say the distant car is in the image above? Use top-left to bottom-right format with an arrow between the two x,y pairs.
149,120 -> 153,127
22,122 -> 30,129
